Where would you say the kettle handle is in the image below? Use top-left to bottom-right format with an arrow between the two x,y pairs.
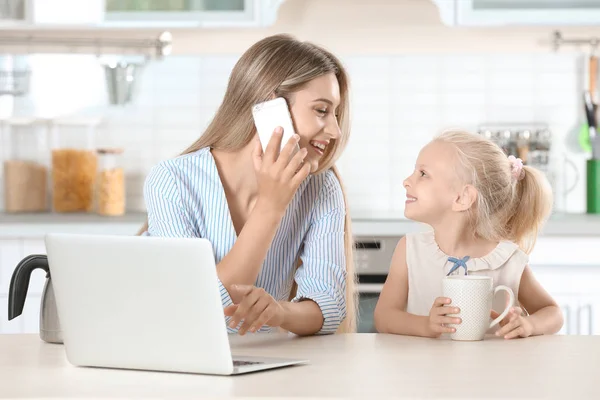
8,254 -> 49,320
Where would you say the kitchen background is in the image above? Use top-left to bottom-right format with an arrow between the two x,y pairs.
0,0 -> 597,215
1,0 -> 600,336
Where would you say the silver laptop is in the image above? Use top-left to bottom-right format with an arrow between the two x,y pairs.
45,233 -> 308,375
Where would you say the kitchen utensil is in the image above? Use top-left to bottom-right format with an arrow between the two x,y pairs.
588,55 -> 597,155
579,124 -> 593,153
580,91 -> 596,154
8,254 -> 62,344
478,124 -> 551,166
575,55 -> 598,153
104,61 -> 145,105
590,54 -> 598,102
516,129 -> 531,163
560,154 -> 581,210
584,91 -> 596,135
587,159 -> 600,214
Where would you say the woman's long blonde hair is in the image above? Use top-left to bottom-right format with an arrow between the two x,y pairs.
434,131 -> 553,254
138,34 -> 357,333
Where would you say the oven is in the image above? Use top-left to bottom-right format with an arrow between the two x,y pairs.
354,236 -> 403,333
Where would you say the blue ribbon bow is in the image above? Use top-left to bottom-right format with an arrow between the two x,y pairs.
446,256 -> 470,276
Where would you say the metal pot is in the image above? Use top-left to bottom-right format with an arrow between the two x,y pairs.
104,61 -> 145,105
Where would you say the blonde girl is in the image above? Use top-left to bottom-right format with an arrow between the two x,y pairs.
139,34 -> 357,336
374,131 -> 563,339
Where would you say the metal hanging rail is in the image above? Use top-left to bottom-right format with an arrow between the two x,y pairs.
0,31 -> 172,58
552,30 -> 600,52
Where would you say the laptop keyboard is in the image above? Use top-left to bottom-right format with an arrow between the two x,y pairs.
233,360 -> 264,367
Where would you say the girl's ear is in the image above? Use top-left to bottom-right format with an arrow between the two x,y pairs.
452,184 -> 477,212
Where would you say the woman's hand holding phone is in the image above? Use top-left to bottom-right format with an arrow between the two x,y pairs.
253,127 -> 310,216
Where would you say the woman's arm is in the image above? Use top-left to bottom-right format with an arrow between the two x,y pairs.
145,131 -> 310,306
289,210 -> 346,334
225,172 -> 351,336
216,203 -> 286,294
215,132 -> 310,303
224,284 -> 324,336
279,297 -> 324,335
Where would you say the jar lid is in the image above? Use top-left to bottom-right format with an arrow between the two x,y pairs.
52,116 -> 103,127
97,148 -> 124,155
0,116 -> 52,126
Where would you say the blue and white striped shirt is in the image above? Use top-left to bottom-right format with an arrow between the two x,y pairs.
142,147 -> 347,334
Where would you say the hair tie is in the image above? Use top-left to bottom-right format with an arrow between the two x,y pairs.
507,155 -> 524,181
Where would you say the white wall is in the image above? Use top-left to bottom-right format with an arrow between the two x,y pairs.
0,0 -> 593,215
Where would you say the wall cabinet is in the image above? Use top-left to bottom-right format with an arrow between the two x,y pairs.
431,0 -> 600,27
0,0 -> 286,29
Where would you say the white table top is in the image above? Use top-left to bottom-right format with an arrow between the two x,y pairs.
1,333 -> 598,399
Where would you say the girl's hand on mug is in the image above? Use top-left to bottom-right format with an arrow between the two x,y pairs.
493,307 -> 533,339
224,284 -> 285,335
252,127 -> 310,216
427,297 -> 461,337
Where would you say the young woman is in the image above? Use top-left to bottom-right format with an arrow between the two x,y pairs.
140,34 -> 357,336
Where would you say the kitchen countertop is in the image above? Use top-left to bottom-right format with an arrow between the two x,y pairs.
1,211 -> 600,238
1,333 -> 598,399
0,212 -> 147,237
352,212 -> 600,237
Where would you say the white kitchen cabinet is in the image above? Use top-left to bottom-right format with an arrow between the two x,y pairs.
102,0 -> 287,28
432,0 -> 600,27
592,297 -> 600,335
0,0 -> 104,27
551,294 -> 578,335
0,0 -> 286,29
528,236 -> 600,336
555,296 -> 600,335
574,295 -> 600,335
547,295 -> 600,336
531,263 -> 600,336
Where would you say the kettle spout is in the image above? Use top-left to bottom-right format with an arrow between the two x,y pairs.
8,254 -> 49,320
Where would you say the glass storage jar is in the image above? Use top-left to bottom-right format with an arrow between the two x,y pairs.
1,117 -> 50,213
96,148 -> 125,216
50,117 -> 101,213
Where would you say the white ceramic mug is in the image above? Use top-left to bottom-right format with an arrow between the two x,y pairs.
442,275 -> 515,341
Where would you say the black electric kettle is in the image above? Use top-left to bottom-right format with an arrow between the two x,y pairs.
8,254 -> 62,344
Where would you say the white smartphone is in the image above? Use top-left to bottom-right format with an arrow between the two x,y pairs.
251,97 -> 299,156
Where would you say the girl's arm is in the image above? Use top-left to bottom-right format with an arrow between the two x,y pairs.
495,266 -> 564,339
374,237 -> 459,338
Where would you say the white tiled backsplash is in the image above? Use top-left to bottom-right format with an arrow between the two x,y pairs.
0,52 -> 590,215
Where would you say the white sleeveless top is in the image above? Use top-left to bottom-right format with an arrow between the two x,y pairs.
406,230 -> 528,318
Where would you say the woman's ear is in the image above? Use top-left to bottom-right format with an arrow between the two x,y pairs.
452,184 -> 477,212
